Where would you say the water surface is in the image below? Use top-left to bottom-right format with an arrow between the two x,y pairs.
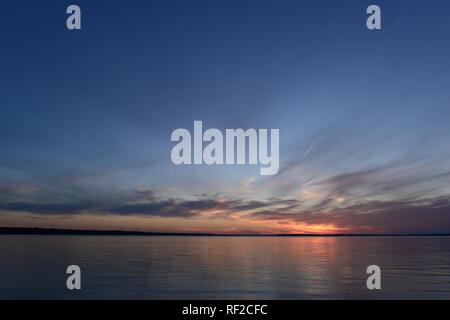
1,235 -> 450,299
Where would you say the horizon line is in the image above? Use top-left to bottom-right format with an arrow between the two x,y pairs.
1,227 -> 450,237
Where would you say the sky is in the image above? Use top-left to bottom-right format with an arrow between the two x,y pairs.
1,0 -> 450,234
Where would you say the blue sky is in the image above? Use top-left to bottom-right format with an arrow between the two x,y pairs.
1,0 -> 450,234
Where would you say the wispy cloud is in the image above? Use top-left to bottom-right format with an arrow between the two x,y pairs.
2,124 -> 450,234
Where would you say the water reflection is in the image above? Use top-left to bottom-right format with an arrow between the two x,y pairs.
1,235 -> 450,299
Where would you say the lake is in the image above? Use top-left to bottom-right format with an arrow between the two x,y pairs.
1,235 -> 450,299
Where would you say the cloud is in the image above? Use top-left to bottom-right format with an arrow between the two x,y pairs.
245,195 -> 450,234
0,185 -> 39,193
0,202 -> 90,215
243,177 -> 256,188
1,188 -> 450,234
0,190 -> 298,220
2,122 -> 450,234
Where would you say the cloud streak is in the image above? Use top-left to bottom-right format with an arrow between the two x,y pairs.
2,125 -> 450,234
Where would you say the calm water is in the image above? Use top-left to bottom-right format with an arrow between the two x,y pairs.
1,235 -> 450,299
